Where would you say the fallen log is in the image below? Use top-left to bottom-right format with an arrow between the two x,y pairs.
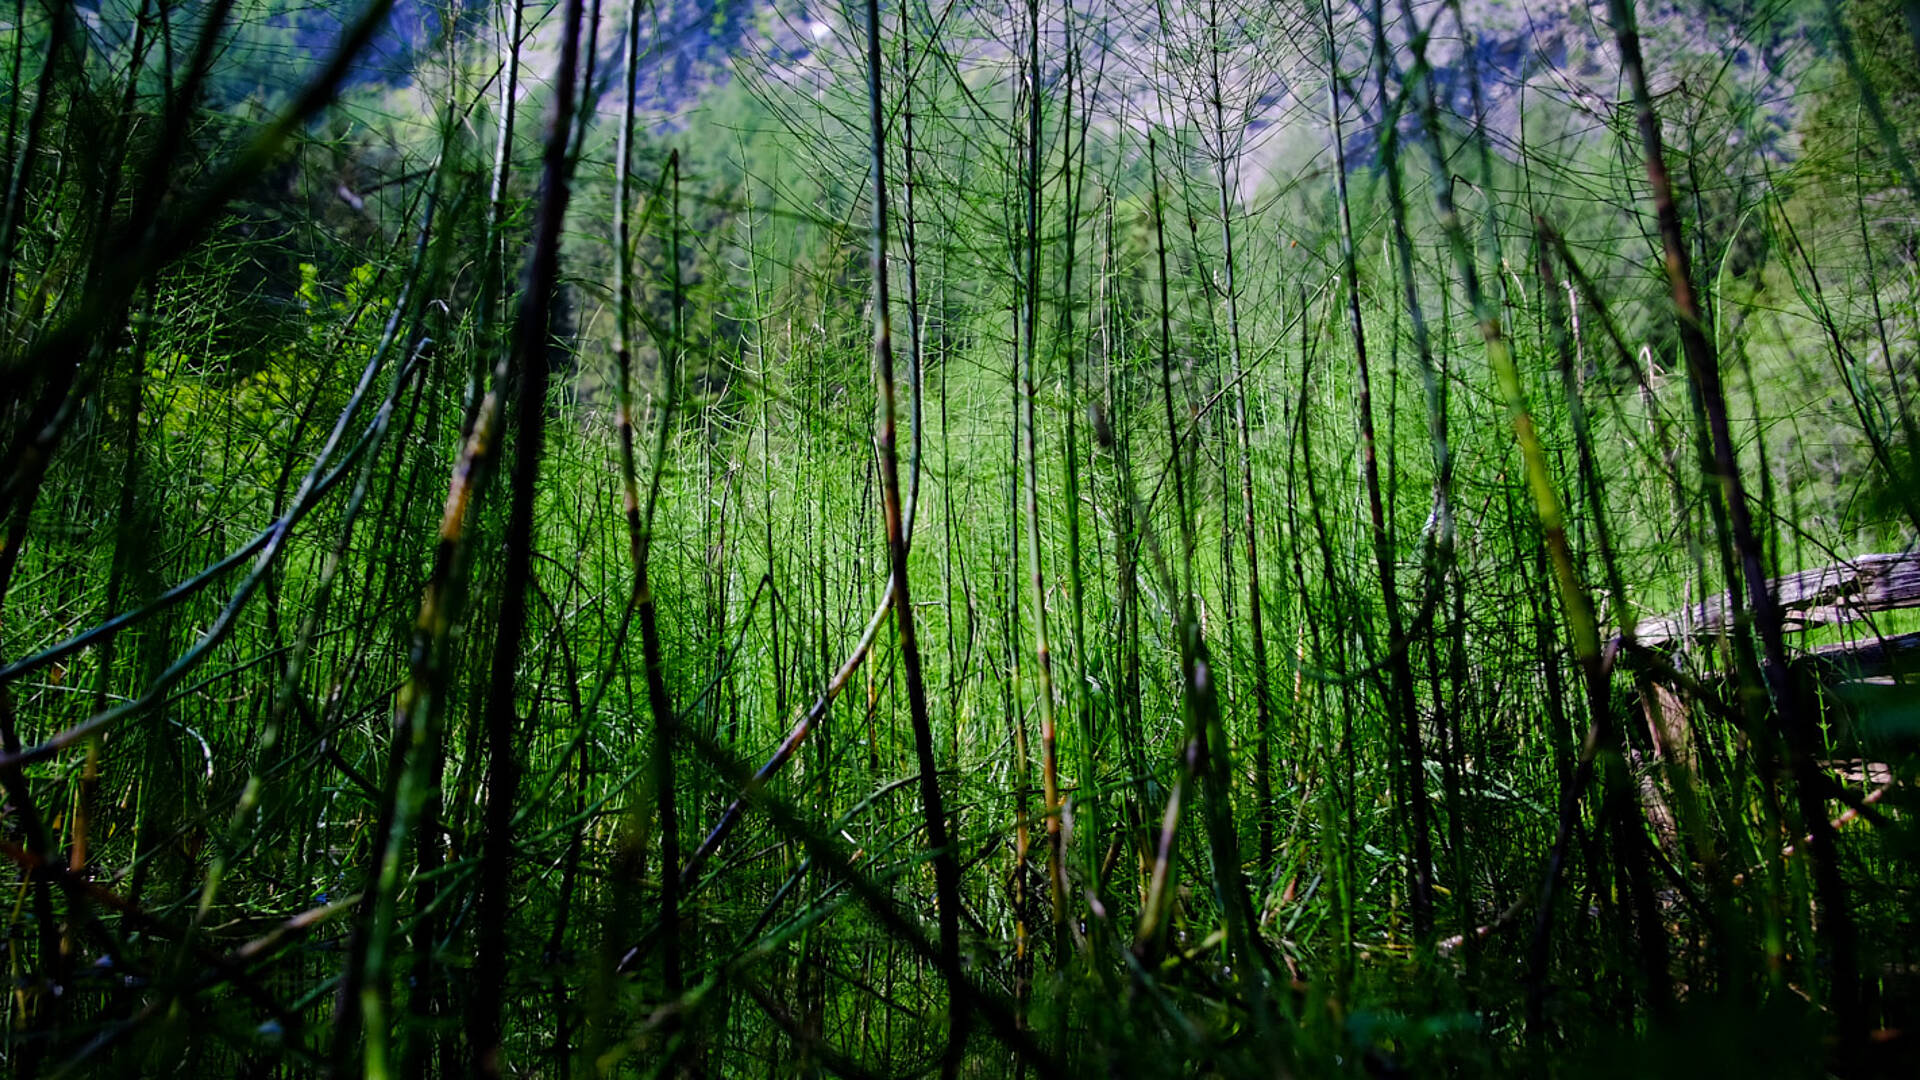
1635,550 -> 1920,645
1619,553 -> 1919,832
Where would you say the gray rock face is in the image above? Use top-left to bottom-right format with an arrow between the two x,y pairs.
224,0 -> 1809,194
587,0 -> 1810,189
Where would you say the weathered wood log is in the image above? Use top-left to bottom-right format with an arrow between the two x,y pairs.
1625,553 -> 1920,774
1635,550 -> 1920,645
1797,629 -> 1920,681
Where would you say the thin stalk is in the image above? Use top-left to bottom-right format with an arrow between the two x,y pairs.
1322,0 -> 1433,938
862,2 -> 965,1071
1609,0 -> 1861,1043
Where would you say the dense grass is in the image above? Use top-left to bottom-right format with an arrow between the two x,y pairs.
0,0 -> 1916,1075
